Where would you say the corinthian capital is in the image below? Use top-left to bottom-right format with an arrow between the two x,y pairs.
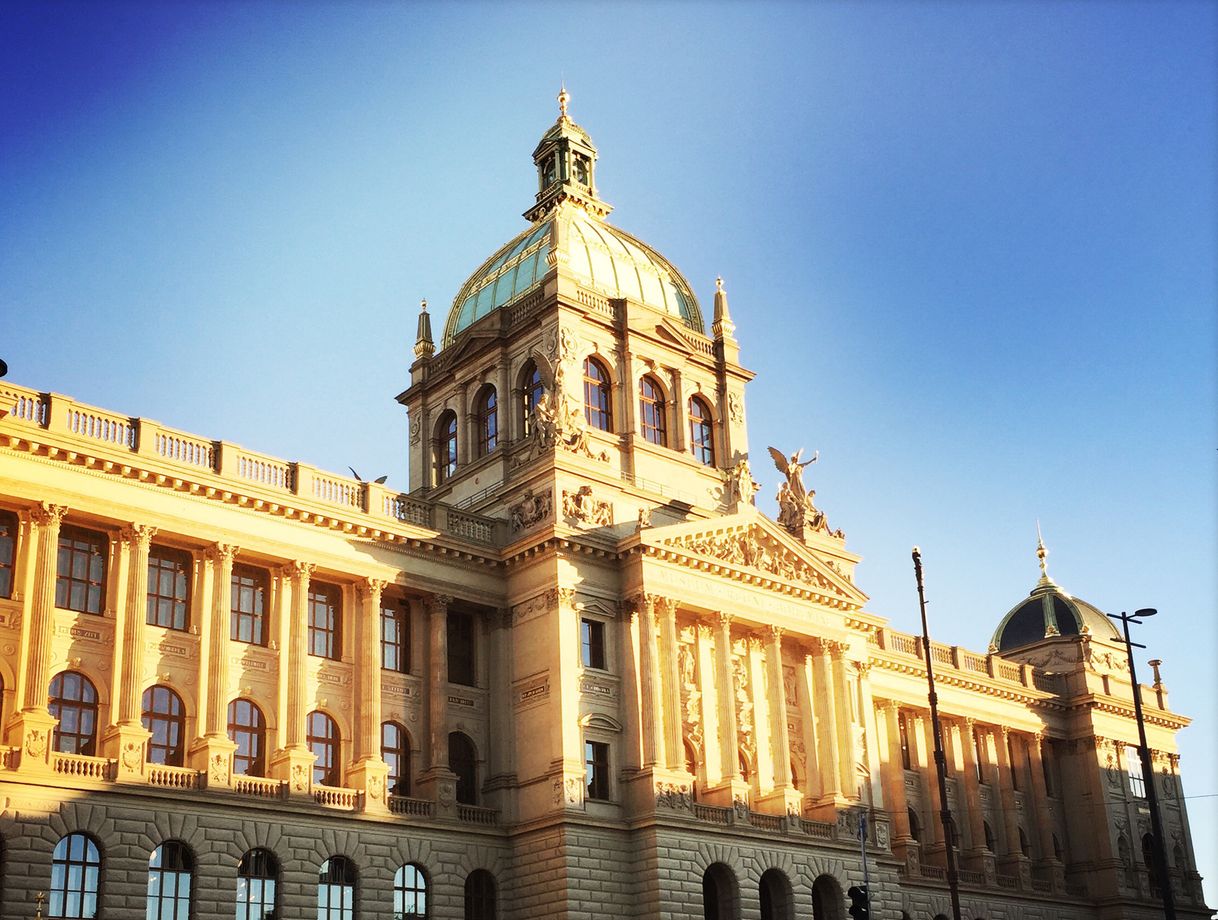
206,543 -> 240,564
766,625 -> 784,644
289,560 -> 315,580
31,502 -> 69,527
359,577 -> 389,601
425,593 -> 453,615
121,524 -> 158,547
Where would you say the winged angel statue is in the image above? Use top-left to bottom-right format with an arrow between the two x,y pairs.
768,447 -> 827,535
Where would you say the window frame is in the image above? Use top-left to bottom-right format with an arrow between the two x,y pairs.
1127,745 -> 1147,798
55,524 -> 108,615
638,375 -> 668,446
381,720 -> 412,798
0,508 -> 18,599
49,670 -> 99,756
464,869 -> 496,920
449,731 -> 478,805
231,564 -> 269,646
308,710 -> 341,787
580,617 -> 607,671
394,863 -> 428,919
583,357 -> 613,432
308,582 -> 342,661
447,610 -> 476,687
521,361 -> 544,435
434,411 -> 458,484
236,848 -> 279,920
584,738 -> 611,801
381,600 -> 410,674
688,397 -> 715,466
317,856 -> 356,920
142,684 -> 186,766
228,698 -> 267,777
146,544 -> 192,631
147,840 -> 193,920
476,386 -> 498,457
50,832 -> 101,920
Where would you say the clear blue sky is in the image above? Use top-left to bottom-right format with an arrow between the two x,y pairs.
3,0 -> 1215,902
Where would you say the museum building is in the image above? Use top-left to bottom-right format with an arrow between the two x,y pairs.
0,92 -> 1208,919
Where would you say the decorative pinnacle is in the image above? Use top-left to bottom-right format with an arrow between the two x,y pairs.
711,275 -> 735,341
1035,519 -> 1050,579
558,84 -> 570,119
414,297 -> 435,360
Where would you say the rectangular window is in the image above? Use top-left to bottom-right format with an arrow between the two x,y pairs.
447,610 -> 475,686
0,510 -> 16,599
1127,745 -> 1146,798
55,525 -> 107,614
146,545 -> 192,630
381,601 -> 410,673
581,618 -> 606,670
585,740 -> 610,801
231,565 -> 269,645
308,583 -> 342,660
899,712 -> 911,770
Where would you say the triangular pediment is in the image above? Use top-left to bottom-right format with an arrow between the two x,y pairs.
641,511 -> 869,610
441,328 -> 500,369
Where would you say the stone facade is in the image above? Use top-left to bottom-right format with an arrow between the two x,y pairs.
0,94 -> 1208,919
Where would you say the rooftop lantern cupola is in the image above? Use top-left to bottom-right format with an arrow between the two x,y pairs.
525,86 -> 613,222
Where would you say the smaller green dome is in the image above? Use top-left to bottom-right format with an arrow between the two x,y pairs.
991,580 -> 1121,653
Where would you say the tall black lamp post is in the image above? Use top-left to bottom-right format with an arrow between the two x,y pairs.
1108,607 -> 1176,920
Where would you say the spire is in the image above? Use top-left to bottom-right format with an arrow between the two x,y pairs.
712,275 -> 736,340
414,299 -> 435,359
558,83 -> 570,119
1035,520 -> 1053,586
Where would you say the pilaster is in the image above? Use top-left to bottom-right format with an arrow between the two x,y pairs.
270,561 -> 315,798
416,593 -> 457,816
693,622 -> 721,787
959,719 -> 991,870
996,725 -> 1030,883
656,596 -> 684,772
1028,733 -> 1065,890
702,612 -> 749,807
349,577 -> 390,814
756,625 -> 802,817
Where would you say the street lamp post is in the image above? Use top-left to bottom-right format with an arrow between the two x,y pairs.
1109,607 -> 1176,920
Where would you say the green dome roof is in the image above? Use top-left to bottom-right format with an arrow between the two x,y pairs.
443,206 -> 704,347
991,578 -> 1121,653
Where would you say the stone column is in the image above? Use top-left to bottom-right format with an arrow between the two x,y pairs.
416,593 -> 457,815
1028,733 -> 1064,888
996,726 -> 1027,875
620,605 -> 642,773
657,597 -> 684,772
636,595 -> 663,768
744,636 -> 769,788
714,613 -> 738,782
105,524 -> 156,781
880,703 -> 911,842
10,503 -> 67,769
959,719 -> 988,859
795,649 -> 823,801
270,562 -> 316,795
190,543 -> 238,786
694,623 -> 721,786
758,625 -> 802,816
484,608 -> 516,817
554,587 -> 585,807
813,638 -> 842,802
919,714 -> 946,854
857,662 -> 884,808
349,578 -> 390,813
828,641 -> 857,798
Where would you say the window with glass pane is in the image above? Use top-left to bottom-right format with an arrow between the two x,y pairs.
521,361 -> 543,434
146,545 -> 191,630
1127,745 -> 1146,798
583,358 -> 612,431
142,685 -> 185,766
0,509 -> 17,599
50,832 -> 101,919
382,721 -> 411,797
228,699 -> 266,776
435,412 -> 458,484
308,711 -> 340,786
317,857 -> 356,920
638,377 -> 667,446
688,398 -> 715,466
449,732 -> 477,805
464,870 -> 496,920
49,671 -> 98,755
236,848 -> 278,920
394,863 -> 427,918
581,618 -> 606,670
477,387 -> 498,456
585,740 -> 610,800
230,564 -> 269,645
308,583 -> 341,660
381,601 -> 410,673
55,525 -> 107,615
147,841 -> 193,920
898,712 -> 911,770
447,610 -> 476,687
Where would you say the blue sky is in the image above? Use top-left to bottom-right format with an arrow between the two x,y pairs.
3,0 -> 1215,902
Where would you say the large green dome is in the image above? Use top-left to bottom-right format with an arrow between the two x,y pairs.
442,206 -> 704,347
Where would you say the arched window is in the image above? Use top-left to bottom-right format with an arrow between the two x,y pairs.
0,508 -> 19,599
583,357 -> 612,431
449,731 -> 477,805
1019,826 -> 1031,857
759,868 -> 793,920
464,869 -> 496,920
476,387 -> 498,457
142,685 -> 186,766
688,397 -> 715,466
228,699 -> 266,776
907,806 -> 921,843
236,848 -> 279,920
638,376 -> 667,446
50,833 -> 101,919
318,856 -> 356,920
382,721 -> 411,797
147,841 -> 193,920
702,862 -> 738,920
49,671 -> 98,756
308,711 -> 340,787
1142,833 -> 1160,896
394,863 -> 427,918
434,412 -> 458,484
810,874 -> 843,920
521,360 -> 544,435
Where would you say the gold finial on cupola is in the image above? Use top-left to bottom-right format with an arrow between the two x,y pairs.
558,83 -> 570,119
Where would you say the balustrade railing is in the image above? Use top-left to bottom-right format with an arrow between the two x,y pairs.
147,764 -> 201,789
52,753 -> 113,780
388,796 -> 435,818
456,804 -> 498,825
313,784 -> 361,809
233,775 -> 287,799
